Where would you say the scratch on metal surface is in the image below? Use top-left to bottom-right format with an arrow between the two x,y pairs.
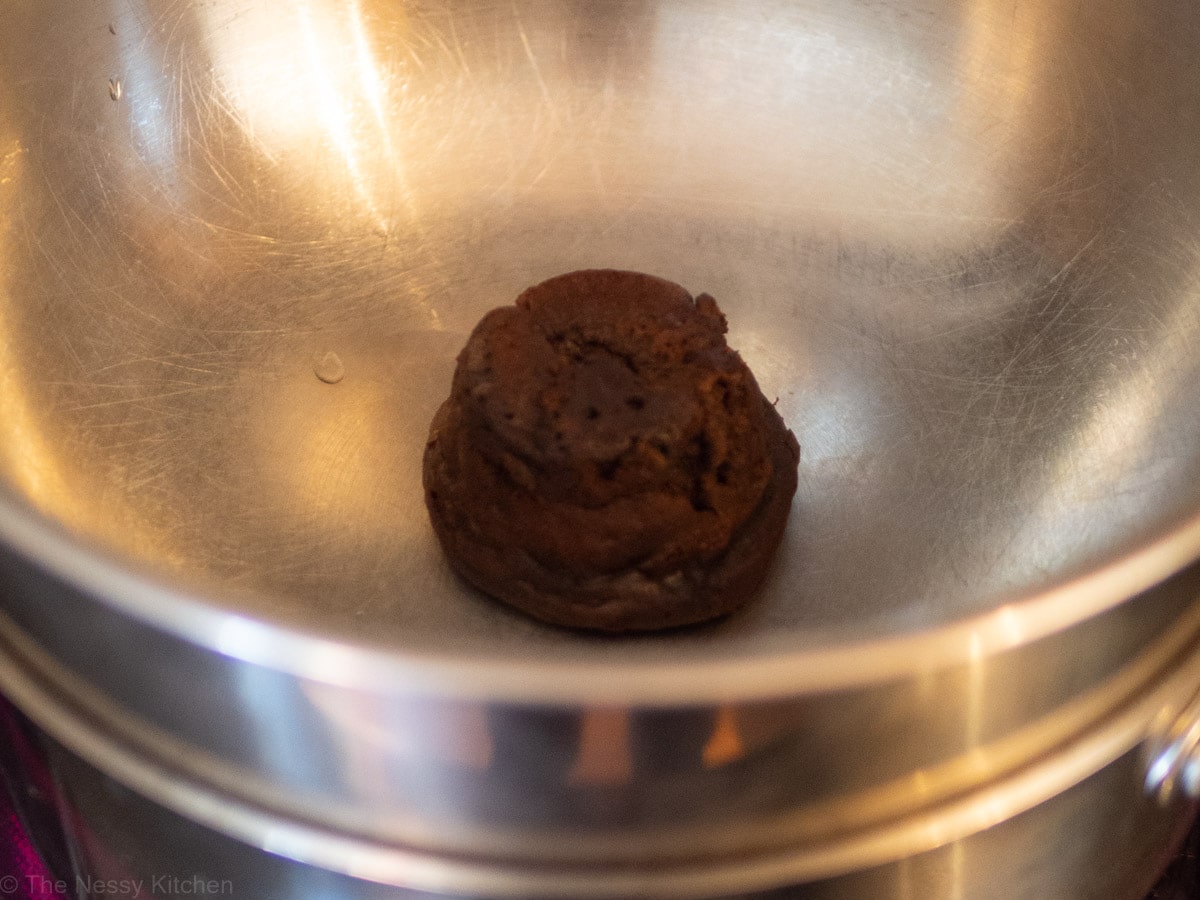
0,142 -> 24,186
442,14 -> 474,80
63,383 -> 228,413
588,147 -> 609,201
1040,230 -> 1102,293
87,356 -> 227,378
37,171 -> 107,262
512,2 -> 556,116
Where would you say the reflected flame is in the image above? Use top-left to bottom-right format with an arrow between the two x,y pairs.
569,709 -> 633,785
702,705 -> 745,768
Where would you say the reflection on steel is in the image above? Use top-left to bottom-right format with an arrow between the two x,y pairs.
2,1 -> 1200,897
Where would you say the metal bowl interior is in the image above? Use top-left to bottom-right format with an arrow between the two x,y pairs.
2,0 -> 1200,677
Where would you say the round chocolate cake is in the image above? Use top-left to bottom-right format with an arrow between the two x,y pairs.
423,269 -> 799,632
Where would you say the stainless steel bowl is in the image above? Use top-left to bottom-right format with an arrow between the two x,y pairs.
3,0 -> 1200,897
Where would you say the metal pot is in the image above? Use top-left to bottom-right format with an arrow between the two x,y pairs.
2,0 -> 1200,896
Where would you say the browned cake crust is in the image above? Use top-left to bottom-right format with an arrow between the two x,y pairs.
423,269 -> 799,632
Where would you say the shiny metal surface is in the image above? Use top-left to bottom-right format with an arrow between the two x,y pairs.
1144,684 -> 1200,805
5,684 -> 1196,900
4,553 -> 1200,895
2,0 -> 1200,665
3,0 -> 1200,896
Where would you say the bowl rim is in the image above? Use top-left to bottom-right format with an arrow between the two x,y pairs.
2,490 -> 1198,705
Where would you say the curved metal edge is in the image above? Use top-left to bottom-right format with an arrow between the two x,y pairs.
1144,682 -> 1200,805
2,601 -> 1199,897
1,487 -> 1200,703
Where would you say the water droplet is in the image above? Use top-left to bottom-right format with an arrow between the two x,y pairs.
108,23 -> 116,35
108,77 -> 122,101
314,351 -> 345,384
